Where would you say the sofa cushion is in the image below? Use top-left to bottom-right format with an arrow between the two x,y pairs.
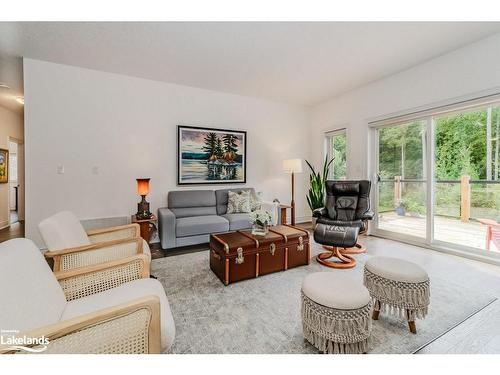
0,239 -> 67,333
168,190 -> 216,208
249,191 -> 263,211
38,211 -> 91,251
176,215 -> 229,237
227,190 -> 251,214
215,188 -> 255,215
62,278 -> 175,353
222,213 -> 252,230
169,206 -> 217,218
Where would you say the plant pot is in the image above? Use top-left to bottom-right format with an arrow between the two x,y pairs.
311,217 -> 317,228
395,207 -> 406,216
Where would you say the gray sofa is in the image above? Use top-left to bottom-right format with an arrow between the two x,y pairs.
158,188 -> 280,250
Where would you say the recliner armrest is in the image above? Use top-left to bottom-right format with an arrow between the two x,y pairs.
312,207 -> 327,218
157,208 -> 176,250
361,210 -> 375,221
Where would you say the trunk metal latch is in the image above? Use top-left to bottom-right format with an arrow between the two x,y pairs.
297,236 -> 304,251
270,243 -> 276,256
235,247 -> 244,264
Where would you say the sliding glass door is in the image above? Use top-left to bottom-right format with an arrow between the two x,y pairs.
375,120 -> 428,241
433,106 -> 500,251
372,100 -> 500,258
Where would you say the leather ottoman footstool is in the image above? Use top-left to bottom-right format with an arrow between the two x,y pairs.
363,256 -> 430,334
313,223 -> 360,268
301,272 -> 372,354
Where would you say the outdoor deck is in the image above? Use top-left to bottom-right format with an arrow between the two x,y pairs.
378,211 -> 499,252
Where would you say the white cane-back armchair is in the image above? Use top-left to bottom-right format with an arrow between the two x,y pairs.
0,238 -> 175,354
39,211 -> 151,272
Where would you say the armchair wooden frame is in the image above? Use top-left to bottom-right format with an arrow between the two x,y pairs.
55,253 -> 150,301
0,296 -> 161,354
86,223 -> 141,242
0,253 -> 158,354
45,237 -> 145,272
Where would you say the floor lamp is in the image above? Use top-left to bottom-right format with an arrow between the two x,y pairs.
282,159 -> 303,225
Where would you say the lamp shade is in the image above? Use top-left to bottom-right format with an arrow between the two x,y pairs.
136,178 -> 150,196
282,159 -> 303,173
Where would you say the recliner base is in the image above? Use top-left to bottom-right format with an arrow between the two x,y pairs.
316,247 -> 356,269
322,242 -> 366,255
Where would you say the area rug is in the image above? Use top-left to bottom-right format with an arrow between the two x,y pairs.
151,244 -> 496,354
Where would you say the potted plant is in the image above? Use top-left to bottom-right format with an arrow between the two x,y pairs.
395,200 -> 406,216
249,209 -> 273,236
305,158 -> 333,226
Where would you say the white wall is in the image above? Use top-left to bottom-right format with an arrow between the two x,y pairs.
24,59 -> 311,247
310,32 -> 500,179
0,105 -> 23,229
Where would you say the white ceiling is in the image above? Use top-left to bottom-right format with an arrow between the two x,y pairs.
1,22 -> 500,112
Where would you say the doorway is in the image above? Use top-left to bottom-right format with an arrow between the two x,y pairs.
8,137 -> 24,227
9,140 -> 19,224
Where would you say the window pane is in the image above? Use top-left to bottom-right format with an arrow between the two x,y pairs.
434,106 -> 500,251
330,133 -> 347,179
377,120 -> 427,239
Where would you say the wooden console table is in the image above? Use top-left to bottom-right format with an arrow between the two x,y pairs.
131,214 -> 157,244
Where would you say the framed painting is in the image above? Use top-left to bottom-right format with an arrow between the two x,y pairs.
0,148 -> 8,183
177,125 -> 247,185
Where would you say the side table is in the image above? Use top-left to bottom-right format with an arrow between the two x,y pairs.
131,214 -> 157,244
279,204 -> 293,225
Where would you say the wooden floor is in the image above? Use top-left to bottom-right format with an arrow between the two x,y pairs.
0,221 -> 24,243
379,211 -> 496,251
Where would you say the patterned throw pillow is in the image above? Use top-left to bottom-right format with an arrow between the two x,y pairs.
249,191 -> 263,211
227,191 -> 252,214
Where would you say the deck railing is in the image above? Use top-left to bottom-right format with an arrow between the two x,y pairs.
381,176 -> 500,222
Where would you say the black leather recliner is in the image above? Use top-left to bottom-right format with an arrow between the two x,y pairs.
313,180 -> 374,234
312,180 -> 374,268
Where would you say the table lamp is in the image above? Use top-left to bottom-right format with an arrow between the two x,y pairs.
282,159 -> 303,225
136,178 -> 152,219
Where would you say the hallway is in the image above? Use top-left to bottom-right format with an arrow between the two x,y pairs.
0,220 -> 24,243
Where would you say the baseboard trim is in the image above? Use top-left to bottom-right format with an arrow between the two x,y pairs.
295,216 -> 312,224
0,220 -> 10,230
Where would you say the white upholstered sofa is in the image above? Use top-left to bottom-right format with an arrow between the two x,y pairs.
0,238 -> 175,354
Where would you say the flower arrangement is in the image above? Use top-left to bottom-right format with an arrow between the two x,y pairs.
249,209 -> 272,226
249,209 -> 272,236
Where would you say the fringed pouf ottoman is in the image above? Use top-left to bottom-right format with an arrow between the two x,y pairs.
301,272 -> 372,354
363,257 -> 430,334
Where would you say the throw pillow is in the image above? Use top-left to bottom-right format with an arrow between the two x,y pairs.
250,191 -> 263,211
227,191 -> 252,214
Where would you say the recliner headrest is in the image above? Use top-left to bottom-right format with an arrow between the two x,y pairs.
330,182 -> 360,196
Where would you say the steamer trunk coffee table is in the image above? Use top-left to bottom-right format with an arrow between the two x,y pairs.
210,225 -> 310,285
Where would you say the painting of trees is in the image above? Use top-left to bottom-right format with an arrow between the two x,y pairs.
223,133 -> 238,154
202,132 -> 218,157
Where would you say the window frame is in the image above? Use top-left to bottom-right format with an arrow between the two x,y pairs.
325,128 -> 348,180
